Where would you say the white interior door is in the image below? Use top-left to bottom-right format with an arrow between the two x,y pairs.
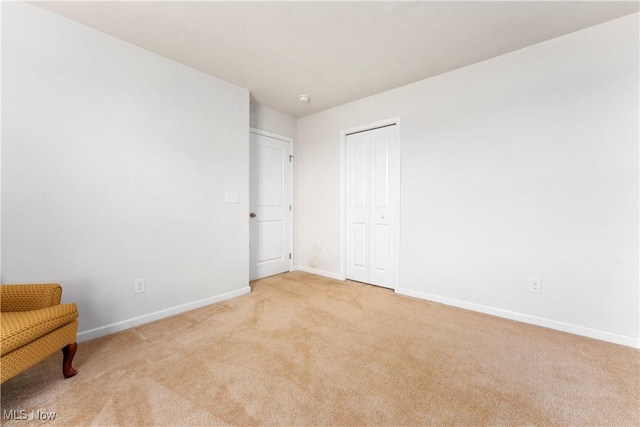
250,131 -> 292,280
346,125 -> 397,288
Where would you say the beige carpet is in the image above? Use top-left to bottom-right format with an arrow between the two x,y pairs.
1,271 -> 638,426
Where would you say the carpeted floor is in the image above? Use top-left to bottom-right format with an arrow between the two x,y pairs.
1,271 -> 638,426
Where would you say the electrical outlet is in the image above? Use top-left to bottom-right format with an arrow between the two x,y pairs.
321,247 -> 327,258
529,278 -> 541,294
134,278 -> 145,294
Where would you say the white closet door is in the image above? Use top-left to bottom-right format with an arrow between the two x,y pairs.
346,131 -> 370,283
346,125 -> 397,288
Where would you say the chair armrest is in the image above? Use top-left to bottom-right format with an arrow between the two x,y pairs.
0,284 -> 62,312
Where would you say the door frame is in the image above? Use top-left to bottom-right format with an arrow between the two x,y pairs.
249,127 -> 294,276
340,117 -> 402,290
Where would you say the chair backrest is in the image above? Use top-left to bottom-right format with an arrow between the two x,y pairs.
0,284 -> 62,312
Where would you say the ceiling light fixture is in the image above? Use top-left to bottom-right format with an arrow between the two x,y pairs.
298,94 -> 310,103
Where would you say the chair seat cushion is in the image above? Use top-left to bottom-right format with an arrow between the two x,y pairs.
1,304 -> 78,356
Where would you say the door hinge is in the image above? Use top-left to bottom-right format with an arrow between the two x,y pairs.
289,253 -> 292,260
289,155 -> 294,162
289,204 -> 292,211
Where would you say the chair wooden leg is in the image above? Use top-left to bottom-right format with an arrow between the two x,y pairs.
62,342 -> 78,378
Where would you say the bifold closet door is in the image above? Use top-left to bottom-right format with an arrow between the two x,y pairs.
346,125 -> 397,289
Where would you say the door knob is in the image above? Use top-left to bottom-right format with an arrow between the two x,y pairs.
250,212 -> 257,218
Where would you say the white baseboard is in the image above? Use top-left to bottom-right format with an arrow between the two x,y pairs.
77,286 -> 251,342
293,265 -> 345,281
395,287 -> 640,349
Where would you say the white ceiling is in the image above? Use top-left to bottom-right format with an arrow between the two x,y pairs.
32,1 -> 639,118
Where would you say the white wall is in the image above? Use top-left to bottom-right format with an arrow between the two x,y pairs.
296,14 -> 639,346
250,101 -> 298,141
1,2 -> 250,340
0,2 -> 3,281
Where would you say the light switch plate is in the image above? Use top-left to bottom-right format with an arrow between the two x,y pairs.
225,192 -> 240,204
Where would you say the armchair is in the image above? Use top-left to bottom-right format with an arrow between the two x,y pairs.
1,283 -> 79,383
